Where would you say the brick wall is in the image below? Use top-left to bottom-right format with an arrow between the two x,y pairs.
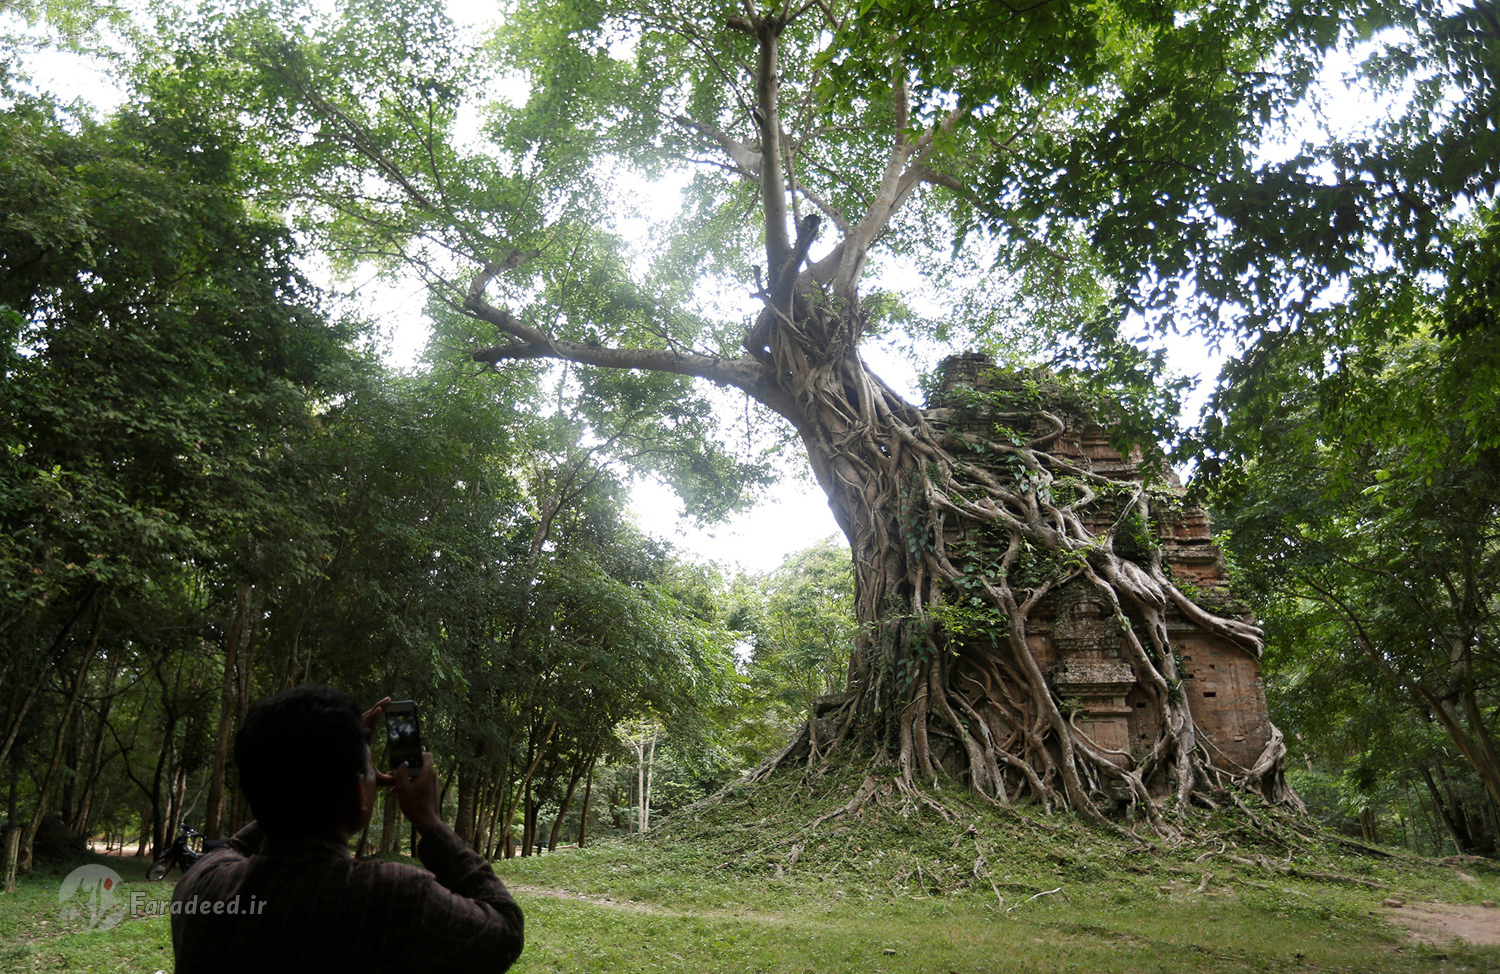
930,355 -> 1274,776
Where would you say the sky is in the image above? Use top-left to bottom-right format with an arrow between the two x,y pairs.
9,3 -> 1374,578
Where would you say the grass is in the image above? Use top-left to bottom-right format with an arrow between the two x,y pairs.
6,768 -> 1500,972
1,853 -> 176,972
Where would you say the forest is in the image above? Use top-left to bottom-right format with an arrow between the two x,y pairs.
1,0 -> 1498,893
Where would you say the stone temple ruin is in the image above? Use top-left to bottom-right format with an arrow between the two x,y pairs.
926,353 -> 1275,777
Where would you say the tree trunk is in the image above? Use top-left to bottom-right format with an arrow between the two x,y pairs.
148,709 -> 176,858
379,787 -> 399,854
576,758 -> 595,848
456,767 -> 478,849
502,720 -> 556,853
71,652 -> 122,837
20,597 -> 106,871
1421,763 -> 1471,854
738,325 -> 1291,826
61,706 -> 83,829
205,578 -> 252,838
481,776 -> 505,859
635,741 -> 645,833
642,730 -> 657,832
2,826 -> 18,893
549,761 -> 585,851
520,777 -> 534,857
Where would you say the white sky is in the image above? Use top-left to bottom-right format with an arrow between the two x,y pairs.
9,3 -> 1370,577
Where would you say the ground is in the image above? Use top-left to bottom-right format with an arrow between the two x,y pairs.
1385,901 -> 1500,949
5,772 -> 1500,972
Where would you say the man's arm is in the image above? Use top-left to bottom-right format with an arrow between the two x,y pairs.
390,753 -> 524,973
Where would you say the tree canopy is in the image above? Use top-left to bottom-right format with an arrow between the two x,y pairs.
3,0 -> 1499,854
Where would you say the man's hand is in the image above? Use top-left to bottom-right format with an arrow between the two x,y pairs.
361,696 -> 392,730
361,697 -> 396,786
390,751 -> 443,835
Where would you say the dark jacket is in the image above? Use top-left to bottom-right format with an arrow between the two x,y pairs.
170,821 -> 523,974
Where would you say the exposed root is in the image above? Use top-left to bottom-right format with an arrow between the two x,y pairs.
760,298 -> 1295,831
804,774 -> 879,829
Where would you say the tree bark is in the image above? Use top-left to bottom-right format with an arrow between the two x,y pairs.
455,767 -> 478,849
0,591 -> 94,772
71,652 -> 122,837
576,756 -> 596,848
205,578 -> 253,839
548,761 -> 584,851
642,730 -> 658,832
20,596 -> 106,871
1421,763 -> 1472,854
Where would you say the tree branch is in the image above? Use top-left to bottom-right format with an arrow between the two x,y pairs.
463,266 -> 801,422
674,115 -> 762,177
753,16 -> 791,278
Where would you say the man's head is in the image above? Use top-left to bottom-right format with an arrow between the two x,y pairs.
235,685 -> 375,837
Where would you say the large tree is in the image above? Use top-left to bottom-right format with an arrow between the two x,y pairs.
157,0 -> 1495,824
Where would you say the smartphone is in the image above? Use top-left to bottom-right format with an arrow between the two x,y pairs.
384,700 -> 423,775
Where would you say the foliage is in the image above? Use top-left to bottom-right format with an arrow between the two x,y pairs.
1212,321 -> 1500,850
0,60 -> 747,867
736,538 -> 855,715
7,0 -> 1500,845
117,0 -> 1334,821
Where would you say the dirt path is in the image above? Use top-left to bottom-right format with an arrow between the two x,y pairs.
1384,903 -> 1500,947
506,884 -> 799,926
507,884 -> 669,914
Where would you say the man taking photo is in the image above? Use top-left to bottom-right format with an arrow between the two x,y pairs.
171,685 -> 523,973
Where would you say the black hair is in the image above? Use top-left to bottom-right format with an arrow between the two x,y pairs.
235,684 -> 369,836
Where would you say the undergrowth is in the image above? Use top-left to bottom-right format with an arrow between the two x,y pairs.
515,761 -> 1499,908
8,765 -> 1500,973
497,762 -> 1500,972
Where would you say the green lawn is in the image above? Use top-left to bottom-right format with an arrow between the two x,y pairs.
6,774 -> 1499,973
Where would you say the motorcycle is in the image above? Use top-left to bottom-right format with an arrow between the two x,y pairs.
146,825 -> 228,880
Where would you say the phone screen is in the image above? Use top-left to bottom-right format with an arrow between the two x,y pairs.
384,702 -> 423,774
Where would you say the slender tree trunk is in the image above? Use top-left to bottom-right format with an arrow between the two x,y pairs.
482,777 -> 505,859
456,767 -> 478,848
635,741 -> 645,833
61,708 -> 83,828
0,592 -> 93,771
379,787 -> 399,854
1421,764 -> 1469,854
169,765 -> 189,838
20,597 -> 106,871
520,777 -> 534,857
1,762 -> 18,890
576,757 -> 595,848
205,578 -> 252,838
642,730 -> 658,832
148,710 -> 177,858
502,720 -> 557,853
72,652 -> 121,838
2,827 -> 18,893
549,761 -> 585,851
